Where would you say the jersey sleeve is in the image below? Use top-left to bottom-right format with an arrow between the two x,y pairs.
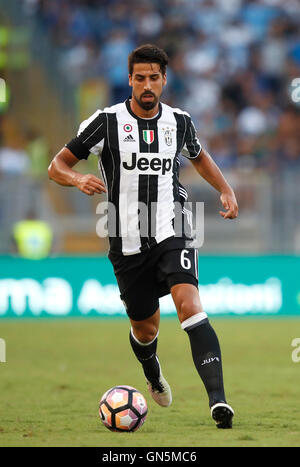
181,116 -> 202,160
65,110 -> 106,159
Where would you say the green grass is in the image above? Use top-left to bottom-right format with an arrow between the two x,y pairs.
0,317 -> 299,447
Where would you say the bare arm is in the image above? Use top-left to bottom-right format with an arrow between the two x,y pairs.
191,147 -> 238,219
48,147 -> 106,196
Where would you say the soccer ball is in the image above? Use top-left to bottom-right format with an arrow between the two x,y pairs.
99,385 -> 148,432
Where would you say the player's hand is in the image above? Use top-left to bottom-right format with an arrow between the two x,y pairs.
74,173 -> 107,196
219,191 -> 238,219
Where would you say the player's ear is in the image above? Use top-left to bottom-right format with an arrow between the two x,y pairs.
128,74 -> 132,87
163,73 -> 167,87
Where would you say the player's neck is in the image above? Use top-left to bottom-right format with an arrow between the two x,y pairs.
130,97 -> 160,119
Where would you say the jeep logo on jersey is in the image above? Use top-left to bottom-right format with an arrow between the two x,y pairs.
143,130 -> 154,144
123,153 -> 173,175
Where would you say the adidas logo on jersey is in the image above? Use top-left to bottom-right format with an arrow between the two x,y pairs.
123,134 -> 136,142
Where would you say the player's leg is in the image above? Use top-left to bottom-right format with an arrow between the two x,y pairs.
129,308 -> 172,407
108,251 -> 171,406
130,307 -> 160,343
129,307 -> 160,383
157,244 -> 233,426
109,247 -> 172,408
170,282 -> 234,428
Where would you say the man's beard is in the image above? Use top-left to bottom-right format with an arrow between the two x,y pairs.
134,91 -> 158,111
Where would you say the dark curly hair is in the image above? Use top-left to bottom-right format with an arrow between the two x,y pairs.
128,44 -> 169,76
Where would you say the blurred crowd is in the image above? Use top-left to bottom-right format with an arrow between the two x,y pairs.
4,0 -> 300,177
0,125 -> 49,177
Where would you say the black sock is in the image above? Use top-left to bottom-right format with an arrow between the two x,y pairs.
184,320 -> 226,407
129,328 -> 160,383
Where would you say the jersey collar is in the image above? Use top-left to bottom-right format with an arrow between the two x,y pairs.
125,97 -> 162,122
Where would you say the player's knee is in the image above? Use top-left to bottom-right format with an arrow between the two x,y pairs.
132,324 -> 158,344
178,300 -> 202,323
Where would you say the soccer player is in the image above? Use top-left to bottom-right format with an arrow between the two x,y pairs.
48,44 -> 238,429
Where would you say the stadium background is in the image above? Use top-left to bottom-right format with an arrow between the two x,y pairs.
0,0 -> 300,448
0,0 -> 300,318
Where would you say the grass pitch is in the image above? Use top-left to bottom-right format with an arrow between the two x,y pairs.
0,317 -> 299,447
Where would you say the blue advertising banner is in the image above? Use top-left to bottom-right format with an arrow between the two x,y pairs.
0,255 -> 299,318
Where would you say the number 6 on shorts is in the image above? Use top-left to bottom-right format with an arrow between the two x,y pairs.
180,249 -> 191,269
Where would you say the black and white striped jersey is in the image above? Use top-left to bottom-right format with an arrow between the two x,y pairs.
66,97 -> 202,256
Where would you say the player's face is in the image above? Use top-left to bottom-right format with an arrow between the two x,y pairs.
129,63 -> 167,111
